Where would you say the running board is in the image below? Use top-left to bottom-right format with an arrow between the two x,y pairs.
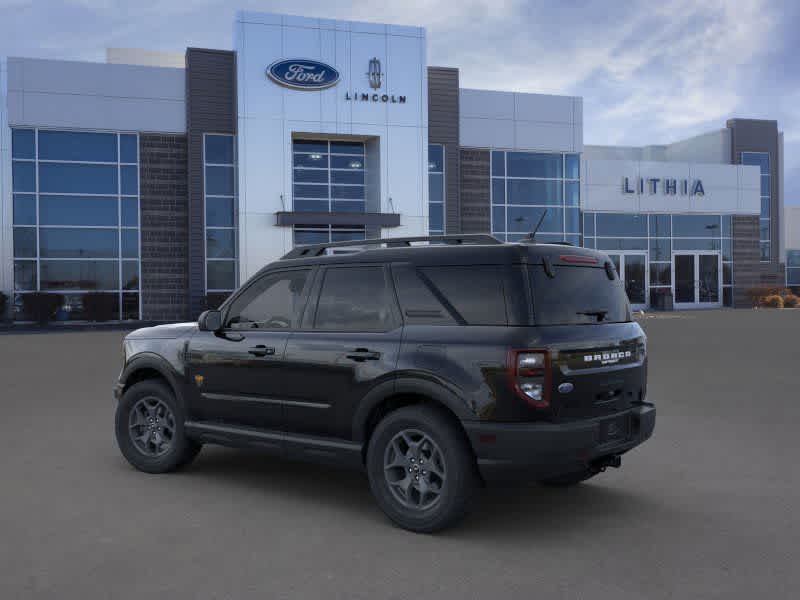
184,421 -> 364,470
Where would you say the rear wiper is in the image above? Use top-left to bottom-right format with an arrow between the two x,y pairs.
576,310 -> 608,322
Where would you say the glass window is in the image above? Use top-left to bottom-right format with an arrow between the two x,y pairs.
760,175 -> 770,197
332,201 -> 366,213
38,131 -> 117,162
565,207 -> 580,234
330,141 -> 364,155
421,266 -> 507,325
491,151 -> 505,177
294,199 -> 329,212
331,156 -> 363,170
787,250 -> 800,268
429,202 -> 444,233
722,238 -> 732,262
761,197 -> 770,219
227,270 -> 310,329
788,269 -> 800,286
507,152 -> 562,178
507,206 -> 563,234
391,265 -> 456,325
206,166 -> 235,196
294,168 -> 328,184
331,185 -> 364,200
206,229 -> 236,259
121,165 -> 138,195
565,154 -> 580,180
120,135 -> 138,163
294,184 -> 329,199
759,219 -> 770,241
207,260 -> 236,291
122,293 -> 140,320
12,129 -> 36,159
723,263 -> 732,285
429,173 -> 444,204
40,195 -> 118,226
13,194 -> 36,225
492,179 -> 505,205
14,261 -> 37,291
121,229 -> 139,259
595,213 -> 647,237
673,238 -> 721,251
205,135 -> 234,164
12,161 -> 36,192
721,215 -> 732,237
649,214 -> 671,238
39,163 -> 118,194
760,242 -> 770,262
672,215 -> 721,237
565,181 -> 580,206
40,228 -> 118,258
121,198 -> 139,227
294,153 -> 329,169
741,152 -> 769,174
596,238 -> 648,251
13,228 -> 37,258
331,227 -> 366,242
583,213 -> 595,236
723,287 -> 732,307
529,266 -> 631,326
40,260 -> 119,290
293,140 -> 328,154
428,145 -> 444,172
649,238 -> 671,261
314,267 -> 393,331
294,228 -> 329,246
331,170 -> 364,185
507,180 -> 562,205
122,261 -> 139,290
206,197 -> 235,227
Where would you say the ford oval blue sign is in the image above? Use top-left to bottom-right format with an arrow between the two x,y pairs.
267,59 -> 340,90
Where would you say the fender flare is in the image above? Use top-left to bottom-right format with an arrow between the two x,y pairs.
119,353 -> 186,408
351,375 -> 474,443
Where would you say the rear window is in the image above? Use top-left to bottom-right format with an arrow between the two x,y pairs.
529,265 -> 631,326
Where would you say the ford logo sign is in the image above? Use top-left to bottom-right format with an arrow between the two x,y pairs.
267,59 -> 340,90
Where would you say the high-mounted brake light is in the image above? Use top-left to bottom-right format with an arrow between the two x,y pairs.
559,254 -> 598,265
507,349 -> 551,409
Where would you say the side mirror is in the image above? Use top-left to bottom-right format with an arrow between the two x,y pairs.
198,309 -> 222,332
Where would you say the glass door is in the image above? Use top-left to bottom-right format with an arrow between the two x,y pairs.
672,252 -> 721,309
607,252 -> 648,310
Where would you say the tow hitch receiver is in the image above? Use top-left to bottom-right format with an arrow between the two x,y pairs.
591,454 -> 622,473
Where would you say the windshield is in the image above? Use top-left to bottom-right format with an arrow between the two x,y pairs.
529,265 -> 632,326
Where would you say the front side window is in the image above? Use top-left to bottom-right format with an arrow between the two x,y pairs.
314,267 -> 393,331
226,270 -> 310,330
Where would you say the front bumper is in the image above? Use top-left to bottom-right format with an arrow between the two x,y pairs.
464,404 -> 656,483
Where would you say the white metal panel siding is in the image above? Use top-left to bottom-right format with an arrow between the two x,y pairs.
6,58 -> 185,133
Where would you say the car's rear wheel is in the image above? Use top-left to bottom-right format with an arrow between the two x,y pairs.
366,405 -> 478,533
115,379 -> 201,474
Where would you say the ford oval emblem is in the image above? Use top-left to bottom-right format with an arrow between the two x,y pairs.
558,382 -> 574,394
267,59 -> 340,90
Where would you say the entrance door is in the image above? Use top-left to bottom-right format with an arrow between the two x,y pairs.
672,252 -> 721,309
607,252 -> 648,310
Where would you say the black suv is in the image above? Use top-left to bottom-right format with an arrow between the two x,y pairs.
114,235 -> 655,532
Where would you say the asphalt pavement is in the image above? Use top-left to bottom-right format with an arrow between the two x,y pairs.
1,309 -> 798,599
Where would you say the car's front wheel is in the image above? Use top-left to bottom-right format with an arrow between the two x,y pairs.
114,379 -> 201,474
366,405 -> 479,533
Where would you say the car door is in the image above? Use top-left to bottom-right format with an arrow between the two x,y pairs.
282,264 -> 403,439
186,267 -> 315,432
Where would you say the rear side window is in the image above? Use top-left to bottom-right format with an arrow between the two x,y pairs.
420,266 -> 507,325
529,265 -> 631,326
391,265 -> 456,325
314,266 -> 394,331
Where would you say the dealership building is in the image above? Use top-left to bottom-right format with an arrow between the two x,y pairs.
0,10 -> 795,321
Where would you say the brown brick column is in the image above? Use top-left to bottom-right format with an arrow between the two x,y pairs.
459,149 -> 490,234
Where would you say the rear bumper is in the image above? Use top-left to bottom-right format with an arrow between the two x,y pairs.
464,404 -> 656,483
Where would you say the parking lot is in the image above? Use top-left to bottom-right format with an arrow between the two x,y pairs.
1,309 -> 799,599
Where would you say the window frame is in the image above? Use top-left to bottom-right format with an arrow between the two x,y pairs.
203,133 -> 239,294
304,264 -> 401,333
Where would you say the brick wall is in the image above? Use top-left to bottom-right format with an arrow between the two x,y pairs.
139,134 -> 189,321
459,149 -> 490,234
732,215 -> 787,307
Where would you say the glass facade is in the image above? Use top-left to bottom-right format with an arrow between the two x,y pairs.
291,139 -> 366,247
11,128 -> 140,320
491,150 -> 580,245
742,152 -> 770,261
583,212 -> 734,307
787,250 -> 800,287
204,134 -> 238,293
428,144 -> 444,235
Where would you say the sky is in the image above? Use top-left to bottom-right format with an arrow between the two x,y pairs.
1,0 -> 798,205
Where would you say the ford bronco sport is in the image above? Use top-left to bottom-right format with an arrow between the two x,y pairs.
114,235 -> 655,532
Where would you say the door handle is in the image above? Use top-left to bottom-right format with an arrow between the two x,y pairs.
346,348 -> 381,362
248,345 -> 276,357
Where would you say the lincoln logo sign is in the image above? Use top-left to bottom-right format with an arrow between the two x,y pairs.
623,176 -> 705,196
266,59 -> 340,90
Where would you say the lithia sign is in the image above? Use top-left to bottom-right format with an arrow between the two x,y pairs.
623,176 -> 705,196
267,57 -> 407,103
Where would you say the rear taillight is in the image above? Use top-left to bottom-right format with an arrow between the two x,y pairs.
508,349 -> 551,409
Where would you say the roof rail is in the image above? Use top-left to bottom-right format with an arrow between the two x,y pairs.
281,234 -> 502,259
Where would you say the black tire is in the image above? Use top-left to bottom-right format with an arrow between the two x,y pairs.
366,405 -> 479,533
540,469 -> 597,487
115,379 -> 201,474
